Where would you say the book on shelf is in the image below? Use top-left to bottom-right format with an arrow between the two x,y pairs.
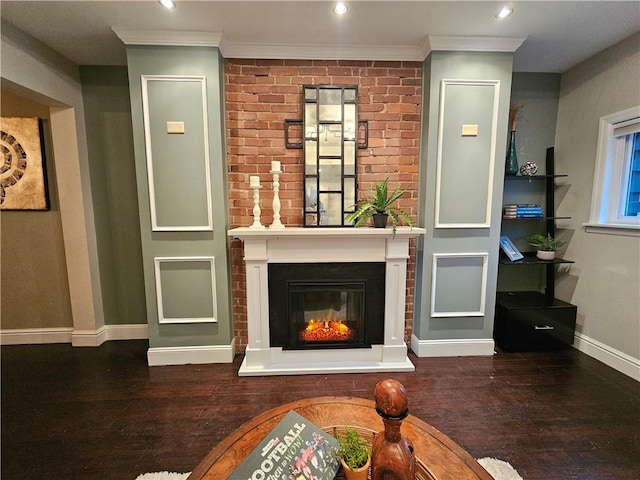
229,410 -> 340,480
503,204 -> 543,218
499,235 -> 524,261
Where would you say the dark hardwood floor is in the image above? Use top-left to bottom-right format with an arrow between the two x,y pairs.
2,340 -> 638,480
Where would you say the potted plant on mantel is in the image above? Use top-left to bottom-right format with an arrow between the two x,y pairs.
527,233 -> 566,260
345,177 -> 413,235
333,428 -> 371,480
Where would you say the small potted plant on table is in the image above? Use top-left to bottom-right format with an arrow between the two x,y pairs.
345,177 -> 413,235
333,428 -> 371,480
527,233 -> 566,260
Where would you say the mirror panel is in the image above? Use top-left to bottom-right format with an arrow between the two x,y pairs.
344,141 -> 356,175
319,158 -> 342,191
319,193 -> 342,226
344,104 -> 356,140
305,140 -> 317,175
344,178 -> 356,212
318,125 -> 342,157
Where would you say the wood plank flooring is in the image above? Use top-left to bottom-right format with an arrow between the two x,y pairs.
2,340 -> 638,480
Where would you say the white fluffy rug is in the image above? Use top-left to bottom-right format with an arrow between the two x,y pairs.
136,458 -> 523,480
478,457 -> 524,480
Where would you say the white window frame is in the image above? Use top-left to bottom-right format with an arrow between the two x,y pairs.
585,106 -> 640,237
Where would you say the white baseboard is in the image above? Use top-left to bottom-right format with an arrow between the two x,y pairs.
0,327 -> 74,345
410,335 -> 495,357
573,332 -> 640,382
0,324 -> 149,346
147,338 -> 236,366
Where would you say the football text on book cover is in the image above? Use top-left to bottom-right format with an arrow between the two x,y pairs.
229,410 -> 340,480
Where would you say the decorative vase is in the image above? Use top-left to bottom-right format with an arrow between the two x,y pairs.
505,130 -> 519,175
373,213 -> 388,228
341,457 -> 371,480
371,379 -> 416,480
536,250 -> 555,260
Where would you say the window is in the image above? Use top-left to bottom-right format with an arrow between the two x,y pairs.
586,106 -> 640,236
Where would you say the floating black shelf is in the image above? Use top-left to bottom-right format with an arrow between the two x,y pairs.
499,251 -> 575,266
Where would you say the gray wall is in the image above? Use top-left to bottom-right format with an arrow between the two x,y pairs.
80,66 -> 146,325
413,51 -> 514,352
555,33 -> 640,361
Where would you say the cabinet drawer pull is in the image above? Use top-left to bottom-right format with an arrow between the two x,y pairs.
534,325 -> 555,330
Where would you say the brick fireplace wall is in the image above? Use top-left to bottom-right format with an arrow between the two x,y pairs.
225,59 -> 422,352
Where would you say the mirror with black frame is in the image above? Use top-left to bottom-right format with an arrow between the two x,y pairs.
303,85 -> 358,227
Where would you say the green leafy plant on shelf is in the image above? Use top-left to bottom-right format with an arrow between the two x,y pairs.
332,428 -> 371,471
345,177 -> 413,235
527,233 -> 566,252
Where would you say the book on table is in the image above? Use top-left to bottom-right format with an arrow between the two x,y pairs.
229,410 -> 341,480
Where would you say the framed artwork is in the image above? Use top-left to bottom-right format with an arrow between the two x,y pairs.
1,117 -> 49,210
500,235 -> 524,261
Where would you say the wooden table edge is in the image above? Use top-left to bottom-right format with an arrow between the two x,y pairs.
188,396 -> 492,480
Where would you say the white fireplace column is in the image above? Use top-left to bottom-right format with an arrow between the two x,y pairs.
229,227 -> 426,376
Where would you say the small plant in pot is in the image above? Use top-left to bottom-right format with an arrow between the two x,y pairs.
332,428 -> 371,480
345,178 -> 413,235
527,233 -> 566,260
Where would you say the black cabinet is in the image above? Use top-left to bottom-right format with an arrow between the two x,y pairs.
494,147 -> 577,351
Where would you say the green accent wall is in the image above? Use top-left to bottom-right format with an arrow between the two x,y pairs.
414,51 -> 514,342
80,66 -> 146,325
125,46 -> 232,348
497,73 -> 561,293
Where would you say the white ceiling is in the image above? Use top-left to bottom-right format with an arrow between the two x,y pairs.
1,0 -> 639,72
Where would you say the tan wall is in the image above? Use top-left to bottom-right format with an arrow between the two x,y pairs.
1,89 -> 72,329
225,59 -> 423,351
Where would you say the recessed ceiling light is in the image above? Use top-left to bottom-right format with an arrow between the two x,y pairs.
159,0 -> 175,9
496,6 -> 514,19
333,2 -> 348,15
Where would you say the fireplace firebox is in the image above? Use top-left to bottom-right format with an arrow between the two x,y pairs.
269,263 -> 385,350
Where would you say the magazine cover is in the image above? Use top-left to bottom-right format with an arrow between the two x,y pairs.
229,410 -> 340,480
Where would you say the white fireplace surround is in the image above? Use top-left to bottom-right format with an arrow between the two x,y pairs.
228,226 -> 426,376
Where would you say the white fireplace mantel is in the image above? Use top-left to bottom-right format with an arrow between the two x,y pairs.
228,226 -> 426,376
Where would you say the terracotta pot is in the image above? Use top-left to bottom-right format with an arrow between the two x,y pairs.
536,250 -> 555,260
341,456 -> 371,480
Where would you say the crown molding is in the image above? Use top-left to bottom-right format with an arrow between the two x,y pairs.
425,35 -> 526,55
221,42 -> 425,61
111,27 -> 224,48
111,28 -> 525,61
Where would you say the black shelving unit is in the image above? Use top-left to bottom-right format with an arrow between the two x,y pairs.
494,147 -> 577,351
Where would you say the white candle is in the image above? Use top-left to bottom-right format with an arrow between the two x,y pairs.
271,161 -> 281,172
249,175 -> 260,188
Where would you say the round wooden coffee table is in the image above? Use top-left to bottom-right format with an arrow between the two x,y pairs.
188,396 -> 492,480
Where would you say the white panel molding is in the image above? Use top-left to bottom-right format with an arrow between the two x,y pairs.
573,332 -> 640,382
0,324 -> 149,346
147,340 -> 235,366
154,256 -> 218,324
434,79 -> 500,229
430,252 -> 489,317
410,335 -> 495,357
141,75 -> 213,232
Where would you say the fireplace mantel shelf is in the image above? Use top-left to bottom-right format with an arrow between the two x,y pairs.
228,226 -> 425,240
